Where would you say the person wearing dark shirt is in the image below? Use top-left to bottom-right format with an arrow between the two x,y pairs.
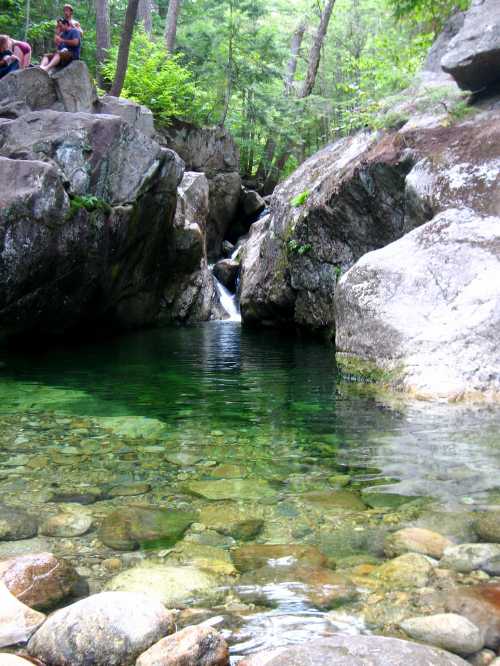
0,35 -> 20,79
40,18 -> 80,72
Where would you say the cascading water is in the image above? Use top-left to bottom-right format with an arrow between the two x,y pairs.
214,277 -> 241,322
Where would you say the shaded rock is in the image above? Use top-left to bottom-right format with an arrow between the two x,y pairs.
400,613 -> 483,655
99,506 -> 197,551
96,95 -> 155,137
136,625 -> 229,666
0,68 -> 57,111
372,553 -> 434,588
241,189 -> 266,218
441,0 -> 500,91
212,259 -> 239,292
39,507 -> 93,537
237,635 -> 469,665
161,266 -> 227,324
335,209 -> 500,401
105,563 -> 223,608
440,544 -> 500,575
0,583 -> 45,648
474,512 -> 500,543
445,584 -> 500,650
186,479 -> 277,501
424,11 -> 466,73
206,172 -> 241,260
27,591 -> 174,666
468,650 -> 497,666
51,61 -> 98,113
0,505 -> 37,541
301,490 -> 367,512
233,544 -> 327,573
384,527 -> 452,559
0,552 -> 82,610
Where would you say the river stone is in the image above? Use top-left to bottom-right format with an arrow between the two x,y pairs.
27,591 -> 174,666
237,635 -> 469,665
361,492 -> 418,510
401,613 -> 484,655
97,416 -> 168,439
0,506 -> 37,541
108,483 -> 152,498
166,542 -> 236,576
0,552 -> 82,610
301,490 -> 367,512
105,563 -> 223,608
474,512 -> 500,543
0,582 -> 45,648
199,504 -> 264,538
233,544 -> 327,573
136,625 -> 229,666
99,506 -> 197,551
0,538 -> 51,560
384,528 -> 452,559
440,544 -> 500,575
39,506 -> 93,537
415,510 -> 477,543
372,553 -> 435,588
186,479 -> 277,501
445,584 -> 500,650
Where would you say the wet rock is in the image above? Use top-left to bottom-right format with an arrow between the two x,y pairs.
233,544 -> 327,573
0,552 -> 82,610
206,172 -> 242,260
48,490 -> 100,505
97,416 -> 168,439
99,506 -> 197,551
0,538 -> 51,560
384,527 -> 452,559
27,591 -> 174,666
301,490 -> 367,512
441,0 -> 500,91
108,483 -> 151,498
372,553 -> 435,588
400,613 -> 483,655
161,266 -> 227,324
0,583 -> 45,648
39,506 -> 93,537
445,584 -> 500,650
474,512 -> 500,543
105,563 -> 223,608
0,505 -> 37,541
237,635 -> 469,665
199,504 -> 264,539
186,479 -> 277,501
415,510 -> 477,543
440,544 -> 500,575
167,542 -> 236,576
361,492 -> 418,510
136,625 -> 229,666
335,209 -> 500,401
165,452 -> 203,466
212,259 -> 239,292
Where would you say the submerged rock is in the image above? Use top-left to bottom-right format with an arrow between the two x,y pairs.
233,544 -> 327,572
301,490 -> 367,512
27,591 -> 174,666
474,512 -> 500,543
384,527 -> 452,559
136,625 -> 229,666
186,479 -> 277,501
440,544 -> 500,575
445,584 -> 500,650
39,506 -> 93,537
400,613 -> 484,655
0,505 -> 37,541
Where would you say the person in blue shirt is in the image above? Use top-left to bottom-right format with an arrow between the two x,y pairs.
40,18 -> 80,72
0,34 -> 20,79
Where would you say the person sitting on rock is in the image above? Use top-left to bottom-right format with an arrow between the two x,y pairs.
9,37 -> 32,68
63,3 -> 83,36
40,18 -> 81,72
0,35 -> 20,79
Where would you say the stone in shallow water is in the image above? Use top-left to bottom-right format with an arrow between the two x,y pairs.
237,635 -> 469,665
164,451 -> 203,466
233,544 -> 328,573
210,464 -> 247,479
445,584 -> 500,650
0,552 -> 83,610
97,416 -> 168,439
0,582 -> 45,648
99,505 -> 198,551
199,503 -> 264,538
400,613 -> 484,656
440,544 -> 500,575
0,538 -> 51,559
167,542 -> 236,576
39,506 -> 93,537
27,591 -> 175,666
474,512 -> 500,543
361,492 -> 421,510
108,483 -> 152,497
0,505 -> 37,541
136,624 -> 229,666
186,479 -> 277,501
105,563 -> 224,608
371,552 -> 434,589
384,527 -> 452,559
301,490 -> 367,512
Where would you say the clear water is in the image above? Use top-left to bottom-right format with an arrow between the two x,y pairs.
1,322 -> 500,658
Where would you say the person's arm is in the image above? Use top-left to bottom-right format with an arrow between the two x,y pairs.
59,30 -> 80,47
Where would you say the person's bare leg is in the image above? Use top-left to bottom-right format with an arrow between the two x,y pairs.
40,55 -> 50,68
41,52 -> 61,71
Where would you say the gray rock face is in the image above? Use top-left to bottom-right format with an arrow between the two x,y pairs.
0,68 -> 57,110
28,591 -> 175,666
207,171 -> 242,260
441,0 -> 500,91
334,209 -> 500,400
97,95 -> 155,137
51,61 -> 98,113
425,11 -> 466,73
213,259 -> 239,292
161,266 -> 227,324
238,635 -> 469,666
241,188 -> 266,218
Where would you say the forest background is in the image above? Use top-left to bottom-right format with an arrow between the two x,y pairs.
2,0 -> 469,189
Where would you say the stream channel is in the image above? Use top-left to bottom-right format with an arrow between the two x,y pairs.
1,322 -> 500,661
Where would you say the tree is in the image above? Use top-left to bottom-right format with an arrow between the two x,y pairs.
165,0 -> 181,53
138,0 -> 153,36
300,0 -> 337,97
110,0 -> 140,97
95,0 -> 111,86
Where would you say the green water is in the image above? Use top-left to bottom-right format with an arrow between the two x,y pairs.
1,322 -> 500,657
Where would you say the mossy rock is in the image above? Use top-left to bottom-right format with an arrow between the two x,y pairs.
185,479 -> 278,501
301,490 -> 367,512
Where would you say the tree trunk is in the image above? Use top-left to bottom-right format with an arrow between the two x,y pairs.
219,0 -> 234,127
95,0 -> 111,87
109,0 -> 140,97
300,0 -> 336,98
137,0 -> 153,36
24,0 -> 30,40
284,19 -> 307,95
164,0 -> 181,53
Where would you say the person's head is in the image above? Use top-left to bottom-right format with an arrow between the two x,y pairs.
63,4 -> 73,19
0,35 -> 9,51
59,17 -> 71,31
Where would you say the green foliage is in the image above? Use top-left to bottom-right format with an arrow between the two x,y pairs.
287,239 -> 312,256
290,190 -> 310,207
101,31 -> 206,124
388,0 -> 470,33
68,194 -> 111,218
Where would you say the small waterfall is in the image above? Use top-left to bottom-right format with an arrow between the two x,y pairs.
214,278 -> 241,322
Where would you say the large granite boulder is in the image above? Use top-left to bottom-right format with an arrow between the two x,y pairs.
441,0 -> 500,91
50,61 -> 98,113
206,171 -> 242,259
161,266 -> 227,324
335,209 -> 500,400
425,11 -> 466,73
0,68 -> 57,111
96,95 -> 155,137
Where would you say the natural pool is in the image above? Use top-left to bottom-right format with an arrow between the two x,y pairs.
1,322 -> 500,660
